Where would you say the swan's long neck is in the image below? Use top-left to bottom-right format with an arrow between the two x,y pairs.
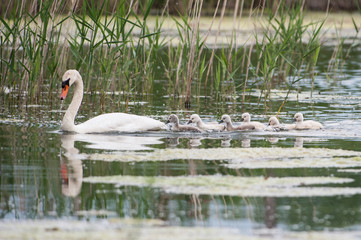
61,78 -> 83,132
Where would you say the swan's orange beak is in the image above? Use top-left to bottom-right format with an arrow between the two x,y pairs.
60,78 -> 70,100
60,85 -> 69,100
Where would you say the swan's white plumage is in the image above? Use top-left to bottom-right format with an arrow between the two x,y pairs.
72,113 -> 165,133
60,70 -> 165,133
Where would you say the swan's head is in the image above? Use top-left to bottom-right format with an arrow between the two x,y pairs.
293,112 -> 304,122
219,114 -> 231,124
241,112 -> 251,122
166,114 -> 179,124
187,114 -> 201,124
60,70 -> 82,100
268,116 -> 280,126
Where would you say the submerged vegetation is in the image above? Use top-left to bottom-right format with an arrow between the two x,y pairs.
0,0 -> 359,109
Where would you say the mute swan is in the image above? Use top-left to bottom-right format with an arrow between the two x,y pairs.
166,114 -> 203,132
266,116 -> 296,131
241,112 -> 266,130
219,115 -> 255,131
60,70 -> 165,133
187,114 -> 226,132
293,112 -> 323,130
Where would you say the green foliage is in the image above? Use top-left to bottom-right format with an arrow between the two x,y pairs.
248,0 -> 325,110
0,0 -> 339,111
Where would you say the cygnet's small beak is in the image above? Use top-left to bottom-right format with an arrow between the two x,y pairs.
165,120 -> 170,124
293,118 -> 296,122
187,120 -> 192,124
219,120 -> 224,124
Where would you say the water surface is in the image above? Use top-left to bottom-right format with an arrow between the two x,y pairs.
1,45 -> 361,239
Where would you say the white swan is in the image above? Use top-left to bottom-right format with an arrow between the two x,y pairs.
60,70 -> 165,133
293,112 -> 323,130
187,114 -> 226,132
219,115 -> 255,131
166,114 -> 203,132
267,116 -> 296,131
241,112 -> 266,130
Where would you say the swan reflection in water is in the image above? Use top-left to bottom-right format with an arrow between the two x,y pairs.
60,134 -> 84,197
60,133 -> 164,197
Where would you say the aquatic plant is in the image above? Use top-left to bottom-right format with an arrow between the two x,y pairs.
0,0 -> 347,113
247,0 -> 324,112
83,174 -> 361,197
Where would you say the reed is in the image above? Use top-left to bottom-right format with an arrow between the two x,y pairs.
246,0 -> 324,110
0,0 -> 341,113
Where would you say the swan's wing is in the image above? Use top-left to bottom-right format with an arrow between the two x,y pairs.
75,113 -> 165,133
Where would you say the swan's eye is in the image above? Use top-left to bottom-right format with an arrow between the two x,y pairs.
62,78 -> 70,89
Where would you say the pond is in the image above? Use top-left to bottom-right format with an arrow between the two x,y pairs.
1,43 -> 361,239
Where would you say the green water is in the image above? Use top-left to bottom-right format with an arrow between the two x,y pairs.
1,45 -> 361,239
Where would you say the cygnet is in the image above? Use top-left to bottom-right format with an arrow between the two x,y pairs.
219,114 -> 255,131
166,114 -> 203,132
293,112 -> 323,130
187,114 -> 226,132
241,112 -> 266,130
266,116 -> 296,131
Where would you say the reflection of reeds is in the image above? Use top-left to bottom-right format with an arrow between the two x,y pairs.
0,0 -> 336,111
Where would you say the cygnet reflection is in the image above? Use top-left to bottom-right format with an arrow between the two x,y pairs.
267,137 -> 279,144
167,137 -> 180,147
189,138 -> 203,147
242,138 -> 251,148
221,138 -> 232,147
294,137 -> 304,148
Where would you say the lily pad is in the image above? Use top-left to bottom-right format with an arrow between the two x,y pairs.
83,175 -> 361,197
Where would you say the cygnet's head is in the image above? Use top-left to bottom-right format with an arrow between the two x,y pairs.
166,114 -> 179,124
293,112 -> 304,122
268,116 -> 280,126
241,112 -> 251,122
187,114 -> 201,124
219,114 -> 232,124
60,70 -> 82,100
